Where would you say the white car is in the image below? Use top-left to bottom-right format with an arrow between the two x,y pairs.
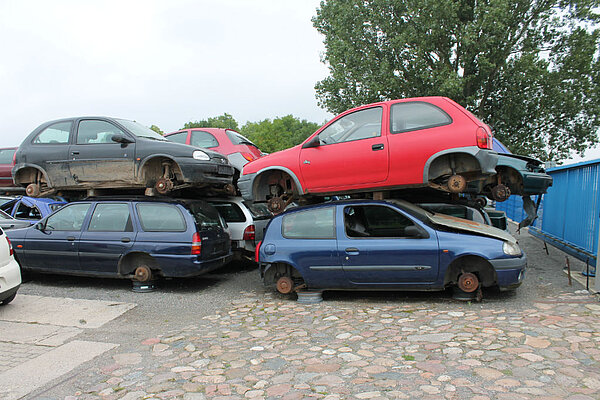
208,198 -> 272,261
0,229 -> 21,305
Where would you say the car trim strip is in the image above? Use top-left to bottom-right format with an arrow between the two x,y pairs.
309,265 -> 432,271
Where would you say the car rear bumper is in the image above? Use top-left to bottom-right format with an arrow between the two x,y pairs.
175,158 -> 235,186
0,258 -> 22,297
490,253 -> 527,290
154,252 -> 233,277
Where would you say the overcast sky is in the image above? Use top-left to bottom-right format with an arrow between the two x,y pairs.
0,0 -> 333,147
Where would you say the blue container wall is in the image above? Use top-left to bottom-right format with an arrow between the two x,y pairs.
497,159 -> 600,263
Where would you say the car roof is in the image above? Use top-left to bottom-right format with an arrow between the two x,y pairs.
277,198 -> 432,217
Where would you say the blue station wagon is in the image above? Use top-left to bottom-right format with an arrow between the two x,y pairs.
7,197 -> 232,282
257,199 -> 526,297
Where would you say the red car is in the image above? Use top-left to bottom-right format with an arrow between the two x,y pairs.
239,97 -> 498,212
0,148 -> 18,190
164,128 -> 262,178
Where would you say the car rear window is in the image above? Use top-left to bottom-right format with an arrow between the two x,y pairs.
182,200 -> 223,229
390,102 -> 452,134
226,130 -> 259,148
137,203 -> 186,232
0,149 -> 15,164
209,202 -> 246,223
282,207 -> 335,239
244,201 -> 272,220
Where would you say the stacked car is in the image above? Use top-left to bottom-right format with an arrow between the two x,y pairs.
3,96 -> 551,301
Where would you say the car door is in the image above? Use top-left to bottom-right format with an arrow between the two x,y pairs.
68,119 -> 136,184
299,107 -> 388,191
78,202 -> 136,275
337,204 -> 440,285
21,203 -> 92,272
27,121 -> 75,187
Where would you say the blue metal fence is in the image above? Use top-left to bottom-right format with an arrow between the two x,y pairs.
496,159 -> 600,264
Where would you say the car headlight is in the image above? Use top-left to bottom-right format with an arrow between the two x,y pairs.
193,150 -> 210,161
503,241 -> 522,256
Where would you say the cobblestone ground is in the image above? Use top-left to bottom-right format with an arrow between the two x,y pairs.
62,289 -> 600,400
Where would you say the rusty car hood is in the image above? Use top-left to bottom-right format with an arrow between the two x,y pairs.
428,213 -> 517,243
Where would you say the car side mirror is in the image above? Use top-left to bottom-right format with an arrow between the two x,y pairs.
35,222 -> 45,232
404,226 -> 425,238
111,134 -> 133,144
302,136 -> 320,149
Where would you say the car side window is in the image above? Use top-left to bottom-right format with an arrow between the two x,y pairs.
88,203 -> 133,232
77,120 -> 125,144
137,203 -> 186,232
45,203 -> 91,231
167,132 -> 188,144
344,205 -> 418,238
190,131 -> 219,148
14,203 -> 41,220
390,102 -> 452,134
317,107 -> 382,145
282,207 -> 335,239
33,121 -> 72,144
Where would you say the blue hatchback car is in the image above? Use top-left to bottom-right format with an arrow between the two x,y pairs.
0,196 -> 66,225
7,197 -> 231,282
257,199 -> 526,296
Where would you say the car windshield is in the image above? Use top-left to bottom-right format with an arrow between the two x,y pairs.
386,199 -> 434,224
0,209 -> 12,220
116,119 -> 167,141
183,200 -> 223,228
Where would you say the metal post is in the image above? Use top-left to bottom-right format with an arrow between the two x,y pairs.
566,256 -> 572,286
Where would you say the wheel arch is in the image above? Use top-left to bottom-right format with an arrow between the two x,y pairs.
118,251 -> 160,276
138,155 -> 184,183
443,254 -> 497,288
263,261 -> 305,285
12,164 -> 53,187
424,148 -> 483,182
252,166 -> 304,201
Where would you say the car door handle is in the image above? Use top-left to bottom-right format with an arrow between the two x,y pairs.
372,144 -> 384,151
71,151 -> 80,155
121,237 -> 131,243
345,247 -> 360,254
67,236 -> 76,241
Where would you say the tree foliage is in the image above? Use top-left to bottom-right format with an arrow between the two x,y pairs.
241,115 -> 321,153
313,0 -> 600,161
149,124 -> 164,135
182,113 -> 239,130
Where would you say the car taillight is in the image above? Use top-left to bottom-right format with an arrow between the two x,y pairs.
241,152 -> 256,162
476,126 -> 493,149
191,232 -> 202,255
255,240 -> 262,263
6,237 -> 13,257
243,225 -> 255,241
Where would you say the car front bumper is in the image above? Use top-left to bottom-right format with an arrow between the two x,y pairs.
238,173 -> 256,201
175,158 -> 235,186
490,253 -> 527,290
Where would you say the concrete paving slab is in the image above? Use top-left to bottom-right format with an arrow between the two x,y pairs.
0,321 -> 81,347
0,340 -> 118,400
0,294 -> 136,328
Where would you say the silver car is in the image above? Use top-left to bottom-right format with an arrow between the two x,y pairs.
208,197 -> 272,261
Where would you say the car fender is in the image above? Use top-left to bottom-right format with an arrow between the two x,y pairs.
12,163 -> 53,187
250,166 -> 305,197
423,147 -> 498,182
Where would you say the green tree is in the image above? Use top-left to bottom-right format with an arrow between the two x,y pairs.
313,0 -> 600,161
182,113 -> 239,130
149,125 -> 164,135
241,115 -> 321,153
